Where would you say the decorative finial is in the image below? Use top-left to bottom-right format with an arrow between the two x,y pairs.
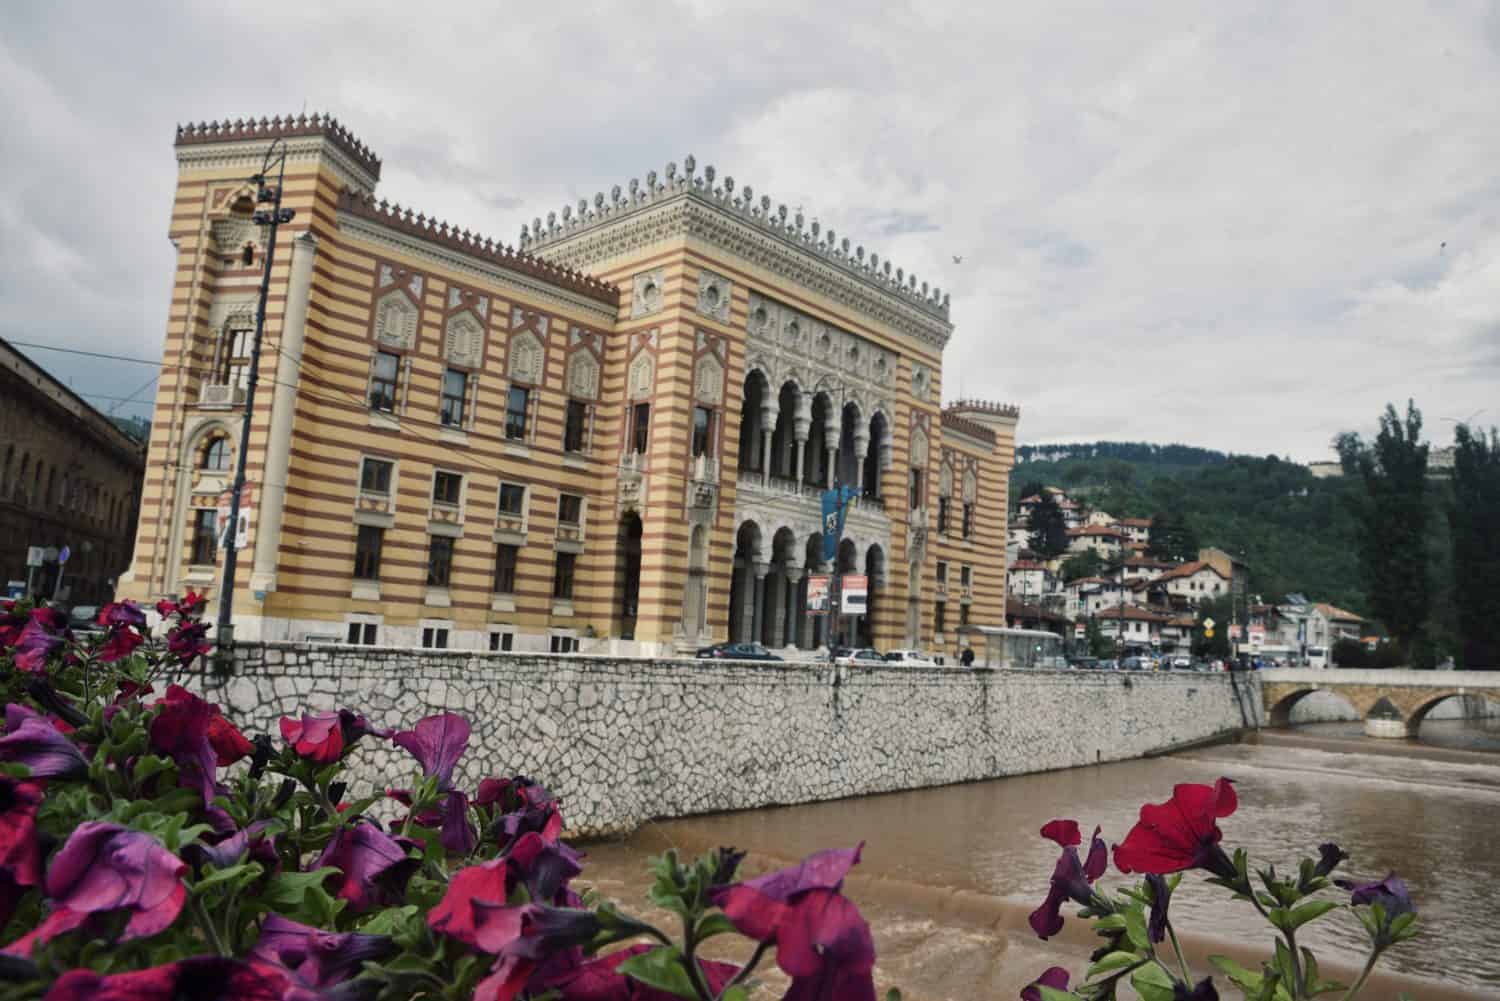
561,204 -> 572,221
810,220 -> 820,238
704,165 -> 715,184
842,237 -> 851,254
665,161 -> 677,180
611,184 -> 622,204
646,170 -> 657,189
884,261 -> 892,277
684,154 -> 696,176
856,246 -> 865,261
761,195 -> 771,213
724,175 -> 734,194
547,211 -> 557,228
871,253 -> 879,270
533,216 -> 542,234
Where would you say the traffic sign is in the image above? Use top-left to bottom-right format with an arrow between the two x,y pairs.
58,545 -> 71,566
1203,617 -> 1216,630
1205,627 -> 1215,639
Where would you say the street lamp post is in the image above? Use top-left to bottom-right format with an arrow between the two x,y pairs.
216,140 -> 296,652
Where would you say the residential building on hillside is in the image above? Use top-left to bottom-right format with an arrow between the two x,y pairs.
1,338 -> 145,603
1066,524 -> 1126,558
1152,560 -> 1227,609
1116,516 -> 1151,545
118,114 -> 1018,655
1120,555 -> 1175,583
1007,559 -> 1054,600
1096,604 -> 1170,650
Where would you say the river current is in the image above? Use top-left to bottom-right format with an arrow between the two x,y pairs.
577,719 -> 1500,1000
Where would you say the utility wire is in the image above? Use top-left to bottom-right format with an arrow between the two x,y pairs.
7,340 -> 164,367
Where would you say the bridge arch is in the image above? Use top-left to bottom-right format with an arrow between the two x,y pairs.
1403,690 -> 1496,734
1266,686 -> 1365,728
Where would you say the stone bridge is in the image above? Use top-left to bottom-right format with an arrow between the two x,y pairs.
1260,668 -> 1500,738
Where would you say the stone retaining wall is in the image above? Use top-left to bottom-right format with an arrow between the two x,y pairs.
191,645 -> 1264,837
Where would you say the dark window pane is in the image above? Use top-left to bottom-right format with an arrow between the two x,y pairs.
632,403 -> 650,453
362,623 -> 377,645
498,483 -> 526,516
937,497 -> 949,534
501,632 -> 513,651
909,470 -> 923,510
427,536 -> 454,587
441,369 -> 467,427
433,472 -> 462,505
564,400 -> 588,452
370,352 -> 400,412
346,622 -> 360,643
552,552 -> 576,599
962,503 -> 974,539
692,406 -> 714,457
493,543 -> 518,593
190,509 -> 218,565
360,458 -> 392,494
202,438 -> 230,471
558,494 -> 582,525
354,525 -> 384,579
506,386 -> 529,440
935,601 -> 946,634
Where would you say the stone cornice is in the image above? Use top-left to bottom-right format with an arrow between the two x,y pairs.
175,134 -> 380,196
527,190 -> 954,349
176,114 -> 381,184
336,214 -> 621,326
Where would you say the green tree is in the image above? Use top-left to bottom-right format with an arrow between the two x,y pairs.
1147,510 -> 1200,562
1015,480 -> 1047,505
1086,616 -> 1112,657
1335,401 -> 1430,659
1191,593 -> 1233,658
1060,550 -> 1108,582
1028,493 -> 1070,559
1449,424 -> 1500,669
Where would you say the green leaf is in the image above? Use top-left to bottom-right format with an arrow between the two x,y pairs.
1094,913 -> 1127,932
1210,955 -> 1264,997
721,988 -> 752,1001
1131,962 -> 1176,1001
693,911 -> 738,942
1037,987 -> 1076,1001
883,991 -> 902,1001
192,861 -> 261,894
1088,950 -> 1142,979
1124,904 -> 1150,952
131,754 -> 175,785
617,946 -> 699,1000
1389,911 -> 1419,942
1287,900 -> 1339,930
359,904 -> 420,937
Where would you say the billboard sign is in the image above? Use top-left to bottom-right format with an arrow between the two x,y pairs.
840,574 -> 868,616
216,484 -> 254,551
806,574 -> 831,614
1248,624 -> 1266,649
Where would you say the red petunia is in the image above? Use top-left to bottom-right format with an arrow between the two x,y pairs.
1113,777 -> 1239,881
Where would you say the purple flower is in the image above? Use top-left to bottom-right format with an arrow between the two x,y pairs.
98,601 -> 148,630
12,614 -> 63,673
314,821 -> 418,912
1174,977 -> 1220,1001
44,956 -> 288,1001
1313,842 -> 1348,879
507,831 -> 583,904
182,822 -> 280,881
5,822 -> 187,956
0,709 -> 87,780
1146,873 -> 1171,944
248,914 -> 393,995
440,791 -> 477,856
1021,967 -> 1071,1001
0,777 -> 43,929
148,685 -> 220,805
1029,823 -> 1108,940
393,713 -> 470,789
167,620 -> 212,668
480,776 -> 565,845
1337,871 -> 1417,947
96,625 -> 146,663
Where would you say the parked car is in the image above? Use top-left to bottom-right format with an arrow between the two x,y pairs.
834,647 -> 885,666
68,605 -> 104,635
695,642 -> 782,661
1069,656 -> 1100,670
1168,656 -> 1192,670
883,649 -> 938,667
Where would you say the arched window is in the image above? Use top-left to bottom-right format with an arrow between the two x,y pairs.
201,437 -> 231,472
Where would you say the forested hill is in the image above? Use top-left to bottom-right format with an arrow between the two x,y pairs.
1009,444 -> 1378,615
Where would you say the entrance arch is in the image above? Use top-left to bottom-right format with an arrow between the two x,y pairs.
617,512 -> 643,640
728,521 -> 764,642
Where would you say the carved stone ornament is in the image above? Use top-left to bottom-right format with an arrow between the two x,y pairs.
210,217 -> 259,255
939,460 -> 954,499
632,269 -> 665,318
618,472 -> 643,514
689,480 -> 717,510
911,426 -> 929,469
566,351 -> 601,399
694,353 -> 725,405
696,269 -> 733,322
373,290 -> 419,350
628,351 -> 656,399
963,468 -> 978,504
912,363 -> 931,402
508,330 -> 544,384
444,312 -> 486,368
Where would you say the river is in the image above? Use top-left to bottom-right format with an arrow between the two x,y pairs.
577,719 -> 1500,1000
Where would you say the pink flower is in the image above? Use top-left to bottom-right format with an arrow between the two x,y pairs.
0,708 -> 87,780
0,777 -> 43,929
5,822 -> 187,956
279,709 -> 388,764
96,625 -> 146,663
12,611 -> 64,673
393,712 -> 470,788
313,822 -> 418,912
148,685 -> 225,805
537,944 -> 740,1001
1114,778 -> 1239,881
44,956 -> 287,1001
98,601 -> 147,630
166,620 -> 211,668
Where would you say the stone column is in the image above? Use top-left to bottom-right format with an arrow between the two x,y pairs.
823,425 -> 839,489
853,433 -> 869,495
794,399 -> 811,487
752,562 -> 770,644
736,560 -> 755,641
759,405 -> 775,484
251,231 -> 318,595
785,568 -> 804,647
768,566 -> 788,649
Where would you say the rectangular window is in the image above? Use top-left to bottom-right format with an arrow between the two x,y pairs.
557,493 -> 583,526
935,600 -> 947,634
353,525 -> 384,580
369,351 -> 400,412
190,508 -> 218,565
498,483 -> 527,517
564,399 -> 589,452
631,403 -> 651,454
936,561 -> 948,587
493,543 -> 518,594
218,329 -> 252,388
346,622 -> 378,645
962,502 -> 974,539
909,469 -> 924,510
426,536 -> 454,587
489,631 -> 514,652
550,634 -> 578,653
422,626 -> 449,649
360,457 -> 393,495
432,471 -> 462,506
961,565 -> 972,590
960,603 -> 971,627
505,386 -> 530,440
691,406 -> 715,457
440,369 -> 468,427
552,552 -> 576,600
937,497 -> 950,534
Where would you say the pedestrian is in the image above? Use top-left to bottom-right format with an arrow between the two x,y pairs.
961,646 -> 975,667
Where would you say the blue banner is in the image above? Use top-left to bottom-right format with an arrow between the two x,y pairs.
821,486 -> 858,563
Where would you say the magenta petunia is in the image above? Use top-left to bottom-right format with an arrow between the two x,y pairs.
314,821 -> 418,912
96,625 -> 146,663
1040,819 -> 1082,847
98,601 -> 148,630
148,685 -> 220,805
0,777 -> 44,928
166,620 -> 212,668
248,914 -> 393,993
1113,778 -> 1238,881
536,943 -> 740,1001
1021,966 -> 1071,1001
1029,824 -> 1108,940
393,712 -> 470,789
0,711 -> 87,780
12,614 -> 63,673
280,709 -> 389,764
43,955 -> 288,1001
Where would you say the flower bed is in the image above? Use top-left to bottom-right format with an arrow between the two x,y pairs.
0,595 -> 1420,1000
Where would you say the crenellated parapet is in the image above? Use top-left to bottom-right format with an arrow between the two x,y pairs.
947,398 -> 1021,419
520,154 -> 951,323
336,189 -> 620,307
939,410 -> 997,446
175,113 -> 382,182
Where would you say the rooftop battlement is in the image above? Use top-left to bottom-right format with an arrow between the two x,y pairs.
175,113 -> 382,182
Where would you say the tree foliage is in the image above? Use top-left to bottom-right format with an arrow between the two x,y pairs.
1028,493 -> 1070,558
1335,402 -> 1430,657
1060,550 -> 1110,582
1449,425 -> 1500,669
1147,510 -> 1200,563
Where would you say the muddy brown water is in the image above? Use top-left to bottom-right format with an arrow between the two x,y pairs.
575,720 -> 1500,1000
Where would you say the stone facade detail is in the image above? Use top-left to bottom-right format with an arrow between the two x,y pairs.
192,645 -> 1263,838
631,269 -> 665,317
373,289 -> 419,350
696,268 -> 732,322
566,351 -> 600,399
443,311 -> 486,368
743,291 -> 895,419
508,330 -> 544,383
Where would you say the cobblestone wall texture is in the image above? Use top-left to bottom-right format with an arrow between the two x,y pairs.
186,644 -> 1265,837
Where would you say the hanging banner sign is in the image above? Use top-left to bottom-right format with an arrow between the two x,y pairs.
820,486 -> 858,563
840,574 -> 868,616
806,574 -> 831,614
216,483 -> 254,551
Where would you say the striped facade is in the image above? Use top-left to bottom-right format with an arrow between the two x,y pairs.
118,115 -> 1018,656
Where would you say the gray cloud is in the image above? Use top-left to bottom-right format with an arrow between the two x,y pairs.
2,1 -> 1496,460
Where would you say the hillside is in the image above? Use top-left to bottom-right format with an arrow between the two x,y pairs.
1010,444 -> 1379,615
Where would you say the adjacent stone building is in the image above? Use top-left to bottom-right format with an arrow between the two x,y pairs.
119,114 -> 1018,655
0,337 -> 146,603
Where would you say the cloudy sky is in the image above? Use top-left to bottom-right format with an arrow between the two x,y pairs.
3,2 -> 1495,460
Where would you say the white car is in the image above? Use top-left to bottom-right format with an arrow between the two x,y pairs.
834,647 -> 886,667
882,649 -> 938,667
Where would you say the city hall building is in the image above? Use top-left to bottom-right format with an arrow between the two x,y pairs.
119,114 -> 1018,656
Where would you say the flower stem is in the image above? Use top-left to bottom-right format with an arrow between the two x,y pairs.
1166,923 -> 1192,982
719,939 -> 771,997
192,895 -> 229,955
1337,949 -> 1381,1001
1286,926 -> 1305,999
